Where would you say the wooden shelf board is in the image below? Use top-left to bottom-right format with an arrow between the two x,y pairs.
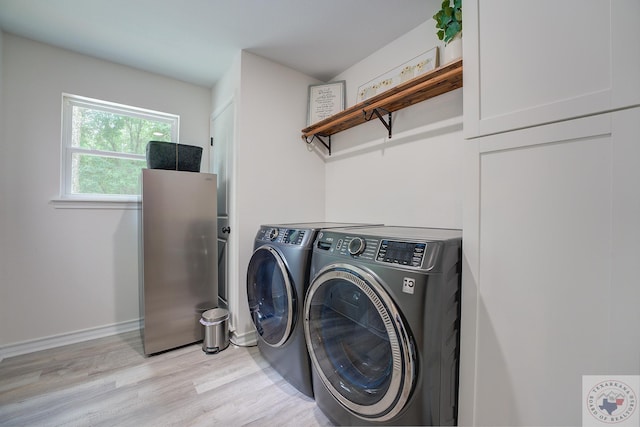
302,58 -> 463,139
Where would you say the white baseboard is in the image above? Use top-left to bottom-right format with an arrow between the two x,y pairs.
0,318 -> 142,361
230,328 -> 257,347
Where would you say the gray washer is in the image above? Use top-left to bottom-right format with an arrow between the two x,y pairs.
246,222 -> 378,398
305,226 -> 462,425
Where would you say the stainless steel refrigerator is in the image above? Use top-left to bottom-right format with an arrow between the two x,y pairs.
141,169 -> 218,355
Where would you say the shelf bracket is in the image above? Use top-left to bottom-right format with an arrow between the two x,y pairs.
304,134 -> 331,156
363,107 -> 392,139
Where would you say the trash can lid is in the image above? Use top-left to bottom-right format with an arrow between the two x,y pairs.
202,308 -> 229,323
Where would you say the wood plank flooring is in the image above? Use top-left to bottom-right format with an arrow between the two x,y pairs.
0,331 -> 334,426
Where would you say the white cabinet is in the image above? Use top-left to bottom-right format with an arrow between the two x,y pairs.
460,3 -> 640,425
463,0 -> 640,138
459,109 -> 640,426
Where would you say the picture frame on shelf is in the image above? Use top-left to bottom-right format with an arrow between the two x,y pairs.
356,47 -> 439,104
307,80 -> 346,125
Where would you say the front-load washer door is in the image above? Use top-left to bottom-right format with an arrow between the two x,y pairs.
304,263 -> 416,422
247,245 -> 295,347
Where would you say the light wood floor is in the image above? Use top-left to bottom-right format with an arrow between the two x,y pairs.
0,331 -> 334,426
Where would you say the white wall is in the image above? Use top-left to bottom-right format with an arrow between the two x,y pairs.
325,20 -> 464,229
212,51 -> 325,343
211,52 -> 240,113
0,31 -> 6,347
0,34 -> 211,349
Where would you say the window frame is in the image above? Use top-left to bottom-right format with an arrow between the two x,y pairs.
59,93 -> 179,204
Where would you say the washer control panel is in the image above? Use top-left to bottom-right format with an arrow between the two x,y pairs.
316,234 -> 378,259
256,227 -> 307,245
315,231 -> 441,270
377,240 -> 426,267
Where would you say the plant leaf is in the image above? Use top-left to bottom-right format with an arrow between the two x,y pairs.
445,21 -> 462,42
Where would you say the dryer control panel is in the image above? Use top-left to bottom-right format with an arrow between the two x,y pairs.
256,227 -> 307,246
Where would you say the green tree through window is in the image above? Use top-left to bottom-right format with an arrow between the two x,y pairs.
61,95 -> 179,198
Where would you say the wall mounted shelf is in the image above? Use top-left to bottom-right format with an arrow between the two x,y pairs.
302,58 -> 463,155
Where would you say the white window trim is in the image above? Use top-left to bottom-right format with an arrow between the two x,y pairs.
50,196 -> 141,210
56,94 -> 179,207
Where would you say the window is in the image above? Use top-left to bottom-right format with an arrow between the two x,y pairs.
60,94 -> 179,201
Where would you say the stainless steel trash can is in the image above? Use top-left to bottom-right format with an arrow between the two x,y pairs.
200,308 -> 230,354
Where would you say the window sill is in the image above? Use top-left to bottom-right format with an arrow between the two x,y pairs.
50,197 -> 142,210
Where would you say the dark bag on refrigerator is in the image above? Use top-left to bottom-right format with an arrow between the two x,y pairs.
146,141 -> 202,172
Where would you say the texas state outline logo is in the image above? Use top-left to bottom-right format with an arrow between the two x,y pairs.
583,375 -> 639,426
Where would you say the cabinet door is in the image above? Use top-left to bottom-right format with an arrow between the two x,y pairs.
463,0 -> 640,138
459,108 -> 640,426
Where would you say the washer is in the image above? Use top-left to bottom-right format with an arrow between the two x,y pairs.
246,222 -> 378,398
304,226 -> 462,425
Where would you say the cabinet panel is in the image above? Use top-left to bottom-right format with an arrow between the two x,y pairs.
611,0 -> 640,110
464,0 -> 640,138
477,132 -> 612,426
609,108 -> 640,371
479,1 -> 609,122
460,109 -> 640,425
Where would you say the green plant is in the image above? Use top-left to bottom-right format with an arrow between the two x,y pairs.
433,0 -> 462,44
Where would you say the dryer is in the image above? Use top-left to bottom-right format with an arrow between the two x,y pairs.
246,222 -> 377,398
304,226 -> 462,425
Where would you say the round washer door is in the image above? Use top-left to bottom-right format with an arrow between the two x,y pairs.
304,263 -> 416,422
246,245 -> 295,347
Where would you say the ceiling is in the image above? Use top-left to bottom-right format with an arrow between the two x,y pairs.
0,0 -> 436,88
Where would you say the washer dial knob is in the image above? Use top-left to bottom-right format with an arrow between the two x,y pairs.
268,228 -> 279,241
348,237 -> 366,256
